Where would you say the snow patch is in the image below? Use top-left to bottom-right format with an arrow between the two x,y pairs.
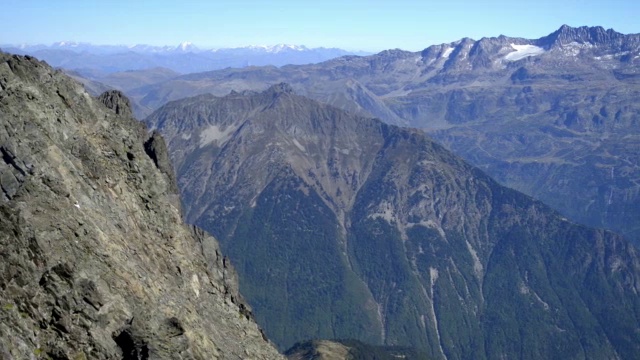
368,201 -> 396,223
504,44 -> 545,61
465,240 -> 483,277
430,267 -> 439,285
594,52 -> 629,61
562,42 -> 594,57
442,47 -> 454,58
292,139 -> 306,152
199,125 -> 236,148
244,44 -> 308,53
181,133 -> 191,140
179,41 -> 194,51
427,266 -> 446,359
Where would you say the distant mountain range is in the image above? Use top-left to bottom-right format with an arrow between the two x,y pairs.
0,41 -> 370,73
129,25 -> 640,248
4,41 -> 357,55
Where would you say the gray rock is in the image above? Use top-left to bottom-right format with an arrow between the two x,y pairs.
98,89 -> 133,118
0,52 -> 283,359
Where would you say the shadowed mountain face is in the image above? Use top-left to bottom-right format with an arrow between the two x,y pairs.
285,339 -> 432,360
0,53 -> 282,359
146,85 -> 640,359
133,25 -> 640,246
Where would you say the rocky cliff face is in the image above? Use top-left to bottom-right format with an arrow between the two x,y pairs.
0,53 -> 283,359
147,85 -> 640,359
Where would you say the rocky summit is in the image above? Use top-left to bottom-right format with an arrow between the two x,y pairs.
147,85 -> 640,359
0,52 -> 282,359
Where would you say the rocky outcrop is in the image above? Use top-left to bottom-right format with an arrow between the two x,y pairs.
98,89 -> 134,118
538,25 -> 636,48
285,340 -> 430,360
0,53 -> 283,359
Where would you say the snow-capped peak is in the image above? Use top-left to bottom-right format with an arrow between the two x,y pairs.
53,41 -> 83,48
268,44 -> 308,53
241,44 -> 309,53
178,41 -> 194,50
175,41 -> 197,52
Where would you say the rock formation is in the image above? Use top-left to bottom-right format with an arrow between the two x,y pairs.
0,52 -> 283,359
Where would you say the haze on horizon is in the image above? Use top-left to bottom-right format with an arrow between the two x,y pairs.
2,0 -> 639,52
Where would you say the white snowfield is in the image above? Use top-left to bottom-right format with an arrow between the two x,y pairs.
442,47 -> 454,58
199,125 -> 237,147
504,44 -> 546,61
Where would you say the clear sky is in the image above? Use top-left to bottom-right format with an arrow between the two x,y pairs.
2,0 -> 639,52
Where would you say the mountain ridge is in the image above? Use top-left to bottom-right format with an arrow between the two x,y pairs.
3,41 -> 369,55
0,52 -> 283,359
146,84 -> 640,358
132,24 -> 640,247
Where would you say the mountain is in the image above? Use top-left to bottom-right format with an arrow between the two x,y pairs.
132,25 -> 640,246
76,67 -> 180,92
0,52 -> 282,359
146,84 -> 640,359
59,68 -> 161,120
1,42 -> 369,74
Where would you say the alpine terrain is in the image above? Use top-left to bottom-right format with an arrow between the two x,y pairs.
136,25 -> 640,246
146,84 -> 640,359
0,52 -> 283,359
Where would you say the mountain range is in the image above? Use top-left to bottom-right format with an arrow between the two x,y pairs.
146,83 -> 640,359
129,25 -> 640,248
3,24 -> 640,360
0,42 -> 370,74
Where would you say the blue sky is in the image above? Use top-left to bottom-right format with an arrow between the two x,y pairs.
2,0 -> 639,51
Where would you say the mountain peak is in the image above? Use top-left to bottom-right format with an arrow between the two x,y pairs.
539,25 -> 625,47
266,82 -> 295,95
241,44 -> 310,53
146,82 -> 640,357
176,41 -> 197,52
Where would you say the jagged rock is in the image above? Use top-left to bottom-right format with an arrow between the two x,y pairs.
98,89 -> 133,117
538,25 -> 631,47
0,52 -> 283,359
144,131 -> 179,194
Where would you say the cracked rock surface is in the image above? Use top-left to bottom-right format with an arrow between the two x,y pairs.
0,52 -> 283,359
